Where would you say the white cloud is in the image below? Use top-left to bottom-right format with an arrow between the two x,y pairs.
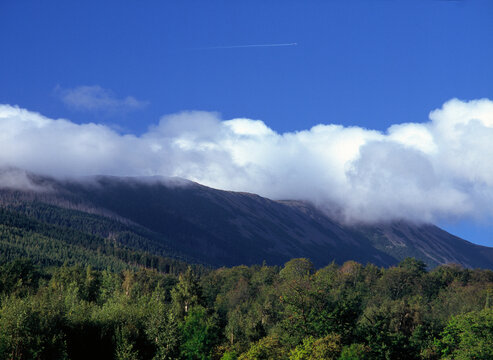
1,98 -> 493,224
56,85 -> 148,113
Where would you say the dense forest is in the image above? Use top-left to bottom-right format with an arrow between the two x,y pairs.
0,257 -> 492,360
0,205 -> 205,275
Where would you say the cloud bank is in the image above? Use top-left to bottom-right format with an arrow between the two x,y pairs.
1,98 -> 493,224
55,85 -> 148,113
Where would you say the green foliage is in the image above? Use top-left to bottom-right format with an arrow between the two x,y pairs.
398,257 -> 427,274
0,294 -> 67,360
289,336 -> 315,360
0,258 -> 41,297
438,308 -> 493,360
289,334 -> 342,360
278,259 -> 316,344
221,350 -> 238,360
172,267 -> 202,319
238,335 -> 288,360
180,306 -> 219,360
149,310 -> 180,360
115,326 -> 140,360
338,343 -> 370,360
359,298 -> 424,359
310,333 -> 342,360
0,257 -> 491,359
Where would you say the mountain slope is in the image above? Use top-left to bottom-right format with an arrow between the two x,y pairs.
1,171 -> 493,269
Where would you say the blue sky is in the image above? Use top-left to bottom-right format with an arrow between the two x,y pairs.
1,0 -> 493,246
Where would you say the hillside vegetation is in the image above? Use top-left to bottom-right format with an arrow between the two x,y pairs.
0,205 -> 204,275
0,257 -> 492,359
2,172 -> 493,269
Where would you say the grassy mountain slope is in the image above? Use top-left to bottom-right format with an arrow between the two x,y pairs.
1,171 -> 493,269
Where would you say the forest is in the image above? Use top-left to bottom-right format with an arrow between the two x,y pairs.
0,257 -> 492,360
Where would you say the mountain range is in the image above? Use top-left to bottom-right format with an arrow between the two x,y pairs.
1,169 -> 493,269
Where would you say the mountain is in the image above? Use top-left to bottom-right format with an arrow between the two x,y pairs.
1,169 -> 493,269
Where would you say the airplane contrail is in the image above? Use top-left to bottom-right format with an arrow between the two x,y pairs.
190,42 -> 298,50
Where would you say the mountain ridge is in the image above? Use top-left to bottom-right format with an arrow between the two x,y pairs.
1,169 -> 493,269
